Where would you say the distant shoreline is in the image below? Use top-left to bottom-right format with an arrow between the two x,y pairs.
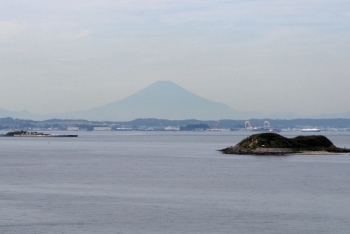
294,151 -> 345,155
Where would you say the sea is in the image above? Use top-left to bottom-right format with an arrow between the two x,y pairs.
1,131 -> 350,234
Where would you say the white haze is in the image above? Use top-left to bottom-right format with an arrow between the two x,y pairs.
0,0 -> 349,117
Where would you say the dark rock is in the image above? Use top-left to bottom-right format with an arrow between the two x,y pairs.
220,133 -> 350,155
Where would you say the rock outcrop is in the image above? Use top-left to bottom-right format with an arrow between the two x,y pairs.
220,133 -> 350,155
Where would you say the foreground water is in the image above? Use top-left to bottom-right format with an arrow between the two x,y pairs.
1,131 -> 350,234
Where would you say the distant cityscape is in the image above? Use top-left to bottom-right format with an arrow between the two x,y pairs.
1,117 -> 350,132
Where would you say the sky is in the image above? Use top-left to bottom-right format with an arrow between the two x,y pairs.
1,0 -> 349,116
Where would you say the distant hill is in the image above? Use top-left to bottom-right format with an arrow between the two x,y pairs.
0,108 -> 37,120
58,81 -> 258,121
311,111 -> 350,119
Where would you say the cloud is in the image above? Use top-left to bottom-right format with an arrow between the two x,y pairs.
1,0 -> 350,115
0,21 -> 25,42
58,29 -> 92,40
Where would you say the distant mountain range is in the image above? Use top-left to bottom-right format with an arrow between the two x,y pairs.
0,109 -> 37,120
1,81 -> 350,121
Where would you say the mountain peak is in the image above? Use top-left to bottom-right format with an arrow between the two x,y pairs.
125,80 -> 200,102
136,80 -> 188,94
59,81 -> 247,121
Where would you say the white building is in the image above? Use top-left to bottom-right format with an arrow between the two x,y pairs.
67,127 -> 79,131
93,127 -> 112,131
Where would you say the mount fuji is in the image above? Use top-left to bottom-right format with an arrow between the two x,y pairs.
58,81 -> 257,121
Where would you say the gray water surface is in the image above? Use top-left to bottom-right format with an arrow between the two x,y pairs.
1,131 -> 350,233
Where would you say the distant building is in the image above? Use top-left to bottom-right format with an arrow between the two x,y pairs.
67,127 -> 79,131
94,126 -> 112,131
164,126 -> 180,131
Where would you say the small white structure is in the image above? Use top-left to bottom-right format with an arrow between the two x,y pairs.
164,126 -> 180,131
94,127 -> 112,131
264,121 -> 270,128
67,127 -> 79,131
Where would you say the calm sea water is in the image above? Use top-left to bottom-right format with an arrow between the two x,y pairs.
1,131 -> 350,234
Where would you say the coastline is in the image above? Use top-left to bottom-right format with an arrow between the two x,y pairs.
220,133 -> 350,156
295,151 -> 344,155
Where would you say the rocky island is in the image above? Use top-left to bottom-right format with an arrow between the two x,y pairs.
220,133 -> 350,155
0,130 -> 78,137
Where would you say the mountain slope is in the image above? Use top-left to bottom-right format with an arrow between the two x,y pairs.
0,109 -> 37,120
63,81 -> 250,121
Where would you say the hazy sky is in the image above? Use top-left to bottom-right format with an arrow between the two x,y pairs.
1,0 -> 349,116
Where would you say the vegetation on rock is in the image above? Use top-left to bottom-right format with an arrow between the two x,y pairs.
220,133 -> 350,155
